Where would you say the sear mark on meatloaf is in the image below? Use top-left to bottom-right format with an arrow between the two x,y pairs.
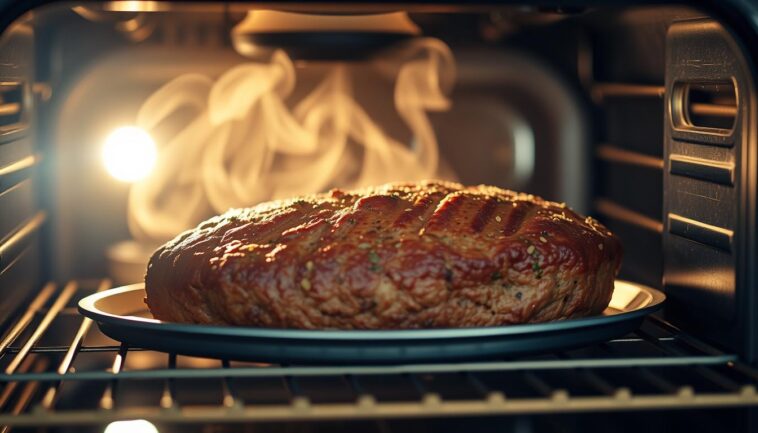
145,180 -> 622,329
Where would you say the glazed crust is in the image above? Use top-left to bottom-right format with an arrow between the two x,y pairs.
145,181 -> 622,329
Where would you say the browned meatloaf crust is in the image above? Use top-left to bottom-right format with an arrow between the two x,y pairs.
145,181 -> 622,329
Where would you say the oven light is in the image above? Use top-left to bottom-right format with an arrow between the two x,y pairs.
102,126 -> 157,182
104,419 -> 159,433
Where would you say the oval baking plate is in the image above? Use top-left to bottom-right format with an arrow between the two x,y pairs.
78,280 -> 664,364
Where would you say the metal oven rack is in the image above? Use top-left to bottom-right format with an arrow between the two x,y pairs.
1,280 -> 758,430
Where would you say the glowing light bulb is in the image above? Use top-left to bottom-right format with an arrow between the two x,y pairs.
104,419 -> 159,433
102,126 -> 157,182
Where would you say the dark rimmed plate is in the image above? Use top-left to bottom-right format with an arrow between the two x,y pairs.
78,280 -> 665,364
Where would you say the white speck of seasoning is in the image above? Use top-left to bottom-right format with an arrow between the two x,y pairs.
301,278 -> 311,291
306,260 -> 314,271
527,245 -> 536,254
540,236 -> 548,243
418,216 -> 424,221
512,202 -> 518,207
405,208 -> 412,212
358,243 -> 371,249
598,244 -> 604,250
495,215 -> 502,222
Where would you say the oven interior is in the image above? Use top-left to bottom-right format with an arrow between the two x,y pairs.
0,1 -> 756,432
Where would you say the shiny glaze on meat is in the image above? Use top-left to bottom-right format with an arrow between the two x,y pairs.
145,180 -> 622,329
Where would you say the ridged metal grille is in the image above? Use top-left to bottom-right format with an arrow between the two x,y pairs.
0,279 -> 757,429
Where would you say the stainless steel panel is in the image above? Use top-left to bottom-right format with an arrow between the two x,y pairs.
663,19 -> 756,358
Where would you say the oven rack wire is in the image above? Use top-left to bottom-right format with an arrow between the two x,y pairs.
0,279 -> 757,427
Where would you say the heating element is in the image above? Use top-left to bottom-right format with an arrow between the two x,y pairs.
1,280 -> 757,430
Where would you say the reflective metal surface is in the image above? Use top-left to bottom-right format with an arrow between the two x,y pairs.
78,280 -> 665,363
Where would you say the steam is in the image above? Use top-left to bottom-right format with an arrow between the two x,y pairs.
129,38 -> 455,242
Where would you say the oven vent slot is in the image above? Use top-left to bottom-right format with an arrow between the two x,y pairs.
0,81 -> 25,133
669,154 -> 734,185
668,212 -> 733,252
673,81 -> 737,133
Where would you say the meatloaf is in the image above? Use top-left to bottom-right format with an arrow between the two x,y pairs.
145,180 -> 622,329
